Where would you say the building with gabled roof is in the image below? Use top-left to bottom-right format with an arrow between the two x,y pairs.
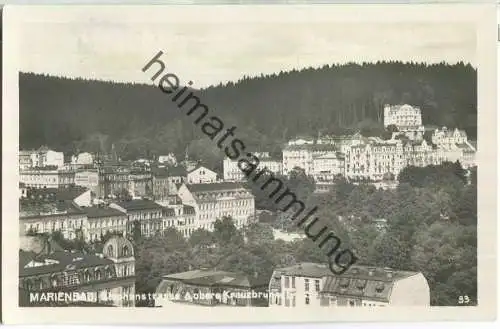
177,182 -> 255,230
155,268 -> 270,307
268,262 -> 429,308
187,165 -> 218,184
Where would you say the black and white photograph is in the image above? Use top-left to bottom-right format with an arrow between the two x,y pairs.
1,3 -> 497,325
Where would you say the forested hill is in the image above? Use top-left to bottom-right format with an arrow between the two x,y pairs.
20,61 -> 477,161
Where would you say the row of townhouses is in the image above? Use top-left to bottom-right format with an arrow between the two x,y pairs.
20,161 -> 218,200
19,182 -> 256,241
222,104 -> 477,183
154,262 -> 430,308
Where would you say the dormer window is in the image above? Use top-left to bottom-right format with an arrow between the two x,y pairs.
356,279 -> 367,290
339,278 -> 350,288
375,282 -> 385,293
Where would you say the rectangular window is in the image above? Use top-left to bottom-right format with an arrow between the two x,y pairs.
284,277 -> 290,288
305,294 -> 310,305
315,280 -> 320,292
291,276 -> 295,288
292,295 -> 296,307
304,278 -> 309,291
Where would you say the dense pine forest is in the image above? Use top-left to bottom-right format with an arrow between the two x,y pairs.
20,61 -> 476,166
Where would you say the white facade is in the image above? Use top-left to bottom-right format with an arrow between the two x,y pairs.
269,263 -> 430,308
158,153 -> 177,166
223,156 -> 282,182
432,127 -> 468,146
20,169 -> 75,188
177,182 -> 255,230
287,138 -> 315,146
187,166 -> 218,184
312,152 -> 344,182
74,170 -> 100,194
31,149 -> 65,168
282,144 -> 337,177
383,104 -> 422,129
71,152 -> 94,165
19,151 -> 34,170
345,140 -> 405,181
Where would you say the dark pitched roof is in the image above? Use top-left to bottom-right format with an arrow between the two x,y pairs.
275,263 -> 420,302
152,167 -> 169,178
274,263 -> 332,278
115,199 -> 163,211
20,200 -> 85,219
168,165 -> 187,177
157,269 -> 269,291
84,206 -> 126,218
186,182 -> 246,193
23,186 -> 89,202
19,250 -> 113,277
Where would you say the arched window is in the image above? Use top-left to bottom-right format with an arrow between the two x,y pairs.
105,267 -> 113,279
122,245 -> 130,257
84,270 -> 91,282
25,279 -> 33,290
107,245 -> 114,257
95,269 -> 102,281
51,275 -> 58,288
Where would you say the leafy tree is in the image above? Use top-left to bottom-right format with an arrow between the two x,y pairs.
244,222 -> 274,244
188,228 -> 216,247
213,216 -> 243,246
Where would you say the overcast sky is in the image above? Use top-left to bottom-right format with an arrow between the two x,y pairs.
17,6 -> 476,88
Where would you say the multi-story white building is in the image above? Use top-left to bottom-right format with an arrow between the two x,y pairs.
431,127 -> 468,146
20,200 -> 88,241
158,153 -> 177,166
282,144 -> 337,177
110,200 -> 165,238
163,204 -> 197,238
71,152 -> 94,166
177,182 -> 255,230
383,104 -> 423,130
345,139 -> 405,181
311,152 -> 345,183
187,166 -> 218,184
268,262 -> 430,308
85,206 -> 128,242
19,151 -> 34,170
20,168 -> 75,188
223,153 -> 282,182
402,139 -> 439,168
20,147 -> 65,169
430,127 -> 476,169
74,170 -> 100,195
